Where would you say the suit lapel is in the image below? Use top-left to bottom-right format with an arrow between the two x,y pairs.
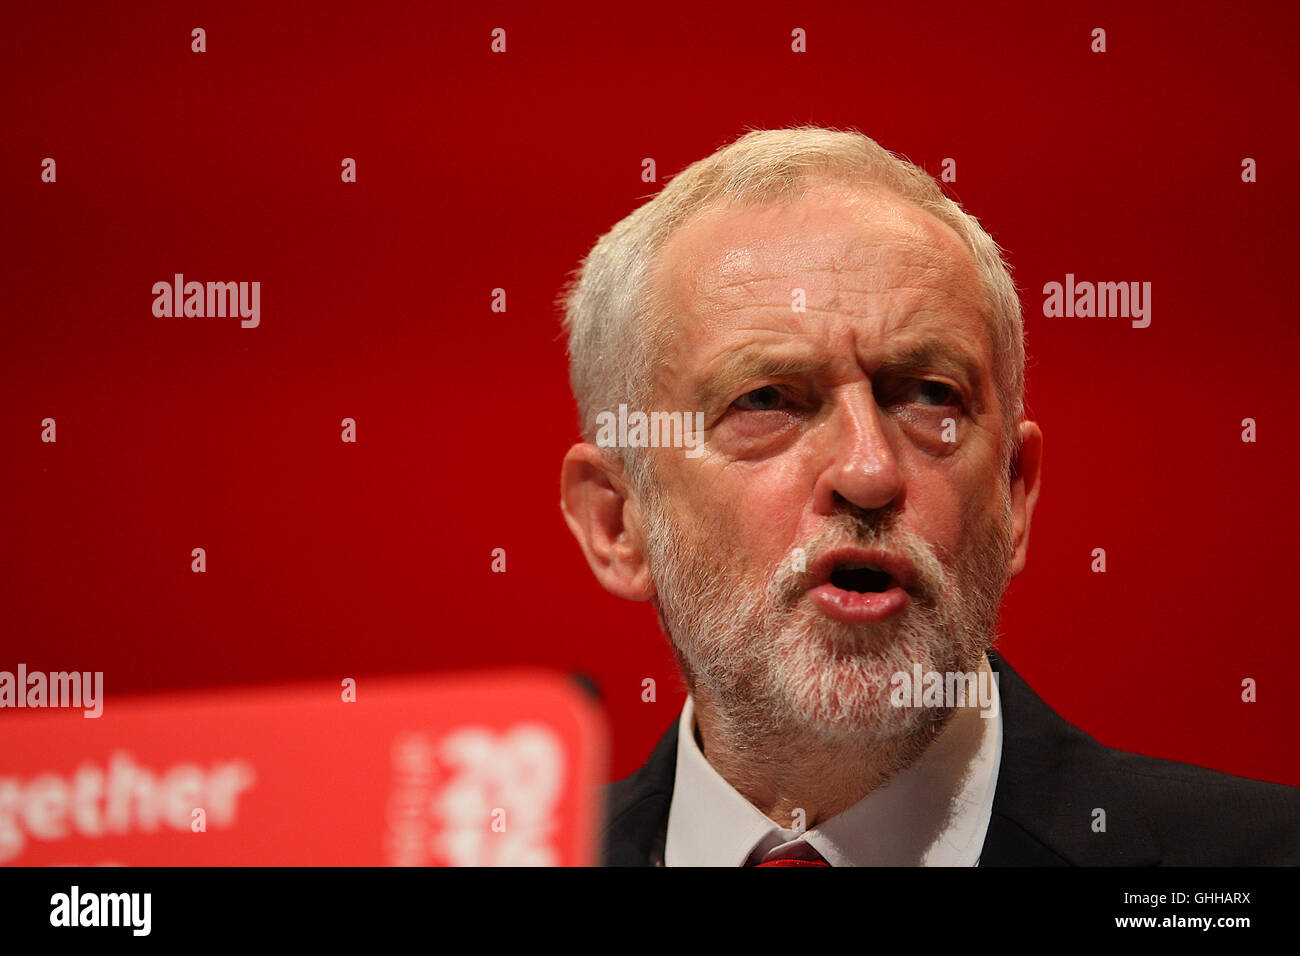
601,718 -> 678,866
982,650 -> 1161,866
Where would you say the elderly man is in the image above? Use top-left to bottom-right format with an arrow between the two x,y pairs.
559,127 -> 1299,866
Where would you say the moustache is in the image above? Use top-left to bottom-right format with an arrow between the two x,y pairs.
770,519 -> 946,610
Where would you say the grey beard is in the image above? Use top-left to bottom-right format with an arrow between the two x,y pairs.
641,478 -> 1014,767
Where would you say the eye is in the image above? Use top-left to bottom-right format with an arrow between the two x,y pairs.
910,380 -> 961,407
732,385 -> 786,412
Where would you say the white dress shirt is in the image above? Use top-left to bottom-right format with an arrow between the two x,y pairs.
664,653 -> 1002,866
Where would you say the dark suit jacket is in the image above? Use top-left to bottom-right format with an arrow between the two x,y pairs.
601,650 -> 1300,865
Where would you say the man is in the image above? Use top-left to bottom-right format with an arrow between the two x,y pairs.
558,127 -> 1299,866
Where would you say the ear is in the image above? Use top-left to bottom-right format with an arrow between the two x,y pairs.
1006,420 -> 1043,579
560,443 -> 656,601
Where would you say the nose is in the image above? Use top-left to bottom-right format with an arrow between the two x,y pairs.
812,383 -> 905,516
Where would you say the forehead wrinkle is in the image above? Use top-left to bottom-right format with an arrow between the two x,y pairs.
705,253 -> 958,299
701,204 -> 975,275
707,285 -> 983,316
701,254 -> 984,325
649,186 -> 995,404
659,218 -> 976,324
691,287 -> 988,361
675,281 -> 991,367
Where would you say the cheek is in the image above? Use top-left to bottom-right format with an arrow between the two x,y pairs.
899,467 -> 978,561
675,459 -> 806,554
952,477 -> 1009,554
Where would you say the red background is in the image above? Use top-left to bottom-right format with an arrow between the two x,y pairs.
3,1 -> 1298,784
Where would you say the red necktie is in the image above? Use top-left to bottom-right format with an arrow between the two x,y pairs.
754,857 -> 830,867
749,842 -> 831,866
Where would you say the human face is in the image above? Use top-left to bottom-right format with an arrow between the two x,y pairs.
638,182 -> 1017,741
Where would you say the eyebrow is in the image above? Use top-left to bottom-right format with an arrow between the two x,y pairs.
694,353 -> 832,409
878,342 -> 984,390
693,340 -> 985,409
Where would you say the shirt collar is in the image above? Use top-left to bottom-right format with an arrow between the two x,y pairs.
664,653 -> 1003,866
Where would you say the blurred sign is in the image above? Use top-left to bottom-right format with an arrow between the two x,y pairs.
0,671 -> 607,865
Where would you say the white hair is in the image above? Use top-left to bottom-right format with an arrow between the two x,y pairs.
559,126 -> 1026,475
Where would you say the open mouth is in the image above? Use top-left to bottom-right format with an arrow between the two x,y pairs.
828,563 -> 895,594
807,549 -> 915,624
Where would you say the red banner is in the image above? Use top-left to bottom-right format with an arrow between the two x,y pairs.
0,671 -> 607,866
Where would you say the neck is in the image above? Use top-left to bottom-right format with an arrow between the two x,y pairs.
689,687 -> 953,830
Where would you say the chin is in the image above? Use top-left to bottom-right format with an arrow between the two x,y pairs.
768,608 -> 964,742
